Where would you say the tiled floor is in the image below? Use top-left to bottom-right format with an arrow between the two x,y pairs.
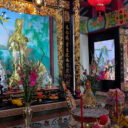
7,115 -> 80,128
0,108 -> 70,128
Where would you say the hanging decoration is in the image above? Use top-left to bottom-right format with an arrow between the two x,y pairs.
33,0 -> 44,7
87,0 -> 111,13
87,0 -> 112,22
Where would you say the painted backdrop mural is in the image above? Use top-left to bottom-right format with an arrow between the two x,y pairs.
94,40 -> 115,80
0,8 -> 58,87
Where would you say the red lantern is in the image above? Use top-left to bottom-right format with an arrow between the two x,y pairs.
87,0 -> 111,12
88,0 -> 97,6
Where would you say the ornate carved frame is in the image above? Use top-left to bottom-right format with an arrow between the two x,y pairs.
0,0 -> 63,76
0,0 -> 81,89
74,0 -> 80,87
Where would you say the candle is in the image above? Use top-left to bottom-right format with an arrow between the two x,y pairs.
80,94 -> 84,128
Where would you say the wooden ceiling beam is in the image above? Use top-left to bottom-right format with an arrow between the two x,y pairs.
111,0 -> 124,10
80,1 -> 90,8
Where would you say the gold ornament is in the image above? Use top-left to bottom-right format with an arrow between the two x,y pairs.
113,124 -> 120,128
0,0 -> 64,86
74,0 -> 80,86
84,123 -> 91,128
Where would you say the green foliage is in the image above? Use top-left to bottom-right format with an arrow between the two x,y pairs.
17,58 -> 41,103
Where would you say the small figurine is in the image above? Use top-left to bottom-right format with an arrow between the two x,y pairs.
75,86 -> 81,98
47,81 -> 51,89
62,81 -> 76,111
83,80 -> 96,108
0,60 -> 7,91
65,90 -> 76,111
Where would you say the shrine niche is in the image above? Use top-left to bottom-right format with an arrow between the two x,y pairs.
0,0 -> 80,94
0,0 -> 64,90
0,0 -> 68,116
0,0 -> 81,116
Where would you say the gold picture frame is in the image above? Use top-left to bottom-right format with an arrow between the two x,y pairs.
74,0 -> 80,87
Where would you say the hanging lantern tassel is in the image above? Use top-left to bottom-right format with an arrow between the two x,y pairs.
87,0 -> 112,13
98,12 -> 103,22
96,4 -> 105,12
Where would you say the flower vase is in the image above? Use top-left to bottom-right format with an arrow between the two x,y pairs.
23,103 -> 32,128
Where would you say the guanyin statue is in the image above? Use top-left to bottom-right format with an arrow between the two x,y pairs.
8,19 -> 28,89
8,19 -> 28,72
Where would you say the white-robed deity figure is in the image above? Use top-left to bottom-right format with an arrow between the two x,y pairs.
0,60 -> 7,90
8,19 -> 28,88
36,61 -> 52,89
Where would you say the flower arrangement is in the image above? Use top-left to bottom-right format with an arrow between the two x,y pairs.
17,59 -> 41,104
81,61 -> 103,94
81,51 -> 114,94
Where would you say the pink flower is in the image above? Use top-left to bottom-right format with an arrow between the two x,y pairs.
30,71 -> 38,79
29,71 -> 38,87
93,124 -> 101,128
97,71 -> 105,80
30,79 -> 36,86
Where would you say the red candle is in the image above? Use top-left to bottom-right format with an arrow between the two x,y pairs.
115,90 -> 118,118
80,94 -> 84,128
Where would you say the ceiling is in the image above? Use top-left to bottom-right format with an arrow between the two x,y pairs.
25,0 -> 128,18
80,0 -> 128,17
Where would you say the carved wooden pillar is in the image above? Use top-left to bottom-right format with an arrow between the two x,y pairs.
63,0 -> 81,94
63,1 -> 73,92
74,0 -> 80,92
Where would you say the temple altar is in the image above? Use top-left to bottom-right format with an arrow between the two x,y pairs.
1,0 -> 128,128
